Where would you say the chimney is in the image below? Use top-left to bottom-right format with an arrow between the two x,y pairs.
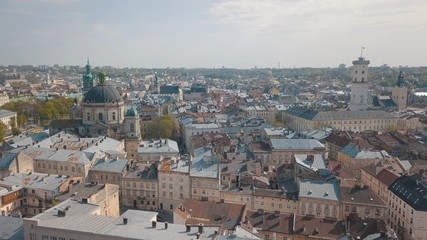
292,213 -> 296,233
123,218 -> 128,225
186,224 -> 191,232
152,221 -> 156,228
165,222 -> 168,229
57,210 -> 66,217
198,223 -> 204,234
307,154 -> 314,161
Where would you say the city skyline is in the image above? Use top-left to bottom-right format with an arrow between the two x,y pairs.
1,0 -> 426,68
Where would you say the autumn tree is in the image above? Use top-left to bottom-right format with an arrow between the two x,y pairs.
142,115 -> 177,140
0,122 -> 6,142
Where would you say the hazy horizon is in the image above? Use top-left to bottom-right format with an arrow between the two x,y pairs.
1,0 -> 426,68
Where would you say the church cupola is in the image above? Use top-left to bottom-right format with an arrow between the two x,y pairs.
82,59 -> 94,96
396,70 -> 406,87
124,106 -> 140,139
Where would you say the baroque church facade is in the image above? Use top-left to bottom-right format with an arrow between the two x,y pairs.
65,60 -> 141,157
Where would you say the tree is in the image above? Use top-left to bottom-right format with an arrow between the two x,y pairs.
12,127 -> 21,136
142,115 -> 177,140
274,112 -> 284,127
0,123 -> 6,142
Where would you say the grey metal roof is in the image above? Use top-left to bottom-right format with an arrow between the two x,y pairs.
190,147 -> 219,178
138,139 -> 179,154
340,144 -> 388,159
299,180 -> 340,202
389,174 -> 427,211
285,107 -> 397,121
9,130 -> 50,148
0,109 -> 16,118
270,139 -> 325,150
0,152 -> 18,169
294,154 -> 327,171
91,158 -> 128,173
83,84 -> 123,103
2,173 -> 68,191
0,216 -> 24,240
31,199 -> 218,240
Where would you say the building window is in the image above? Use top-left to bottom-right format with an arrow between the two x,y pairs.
170,204 -> 173,210
98,113 -> 103,121
112,112 -> 116,121
130,123 -> 135,132
87,112 -> 90,121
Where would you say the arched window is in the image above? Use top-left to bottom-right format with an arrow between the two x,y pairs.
130,123 -> 135,132
112,112 -> 116,121
87,112 -> 90,121
98,113 -> 103,121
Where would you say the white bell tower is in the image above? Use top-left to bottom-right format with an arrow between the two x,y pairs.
349,48 -> 370,111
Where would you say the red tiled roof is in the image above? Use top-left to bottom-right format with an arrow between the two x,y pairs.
376,169 -> 398,187
324,133 -> 350,148
176,199 -> 245,227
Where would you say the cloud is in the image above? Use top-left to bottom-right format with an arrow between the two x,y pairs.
93,23 -> 124,37
208,0 -> 427,35
34,0 -> 80,4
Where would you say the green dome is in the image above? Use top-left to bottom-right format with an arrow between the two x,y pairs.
126,106 -> 138,117
396,70 -> 405,87
84,85 -> 123,103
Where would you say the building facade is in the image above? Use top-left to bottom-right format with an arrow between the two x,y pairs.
349,56 -> 370,111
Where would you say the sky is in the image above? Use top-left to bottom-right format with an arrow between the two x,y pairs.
0,0 -> 426,68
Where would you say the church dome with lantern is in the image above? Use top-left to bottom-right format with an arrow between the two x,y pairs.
81,72 -> 125,131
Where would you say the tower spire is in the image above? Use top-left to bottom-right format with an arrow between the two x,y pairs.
360,46 -> 365,59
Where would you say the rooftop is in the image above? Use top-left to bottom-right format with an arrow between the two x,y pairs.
299,180 -> 340,202
159,158 -> 190,174
28,199 -> 219,240
270,139 -> 325,151
340,186 -> 384,205
175,199 -> 245,229
0,109 -> 16,118
91,157 -> 128,173
2,172 -> 68,191
138,139 -> 179,154
294,154 -> 327,172
0,216 -> 24,240
285,107 -> 397,121
190,147 -> 219,178
124,163 -> 158,180
55,183 -> 108,202
389,173 -> 427,211
340,144 -> 389,160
